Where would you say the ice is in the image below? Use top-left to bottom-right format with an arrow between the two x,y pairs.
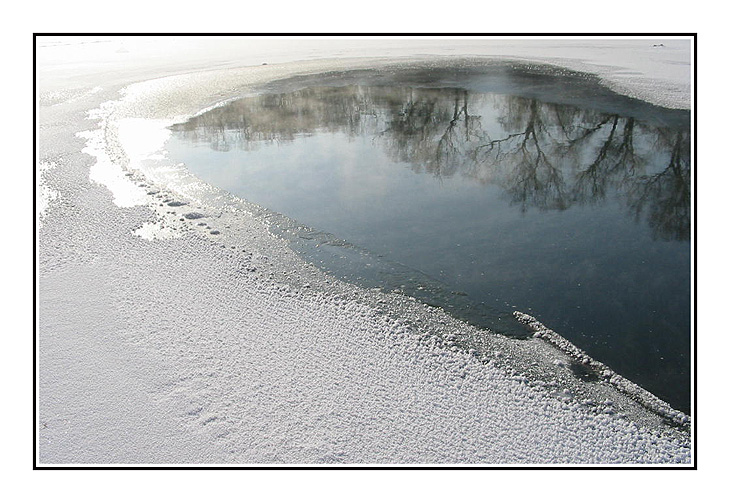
515,311 -> 690,427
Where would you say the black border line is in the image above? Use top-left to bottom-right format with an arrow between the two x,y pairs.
33,32 -> 37,471
33,32 -> 698,471
693,33 -> 698,469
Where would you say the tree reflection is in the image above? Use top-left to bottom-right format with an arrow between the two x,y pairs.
170,85 -> 691,241
626,130 -> 691,241
472,98 -> 569,211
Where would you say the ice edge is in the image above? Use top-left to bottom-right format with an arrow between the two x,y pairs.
513,311 -> 690,427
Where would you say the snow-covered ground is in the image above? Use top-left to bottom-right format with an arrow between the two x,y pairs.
36,37 -> 693,466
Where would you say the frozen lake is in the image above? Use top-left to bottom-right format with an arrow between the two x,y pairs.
37,37 -> 695,466
166,64 -> 691,412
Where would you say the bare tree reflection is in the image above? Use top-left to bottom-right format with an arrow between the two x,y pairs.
472,99 -> 569,211
626,130 -> 691,241
170,85 -> 691,241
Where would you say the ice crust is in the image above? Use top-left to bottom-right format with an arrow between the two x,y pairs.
514,312 -> 690,427
37,41 -> 692,465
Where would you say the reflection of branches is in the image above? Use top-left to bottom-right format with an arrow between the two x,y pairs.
171,85 -> 691,241
434,92 -> 473,178
516,114 -> 566,210
381,89 -> 488,181
573,116 -> 631,203
382,91 -> 446,168
626,131 -> 690,241
472,100 -> 567,211
567,115 -> 615,145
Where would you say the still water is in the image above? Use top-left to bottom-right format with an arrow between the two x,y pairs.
166,65 -> 691,413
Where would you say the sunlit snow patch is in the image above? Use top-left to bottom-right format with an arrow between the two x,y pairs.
78,105 -> 179,208
116,118 -> 173,168
78,125 -> 148,207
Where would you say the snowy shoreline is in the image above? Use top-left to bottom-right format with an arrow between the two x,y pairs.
37,38 -> 693,465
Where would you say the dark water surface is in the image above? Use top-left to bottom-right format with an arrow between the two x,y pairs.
166,65 -> 691,413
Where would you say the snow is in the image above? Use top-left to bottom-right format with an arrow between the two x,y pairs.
36,37 -> 693,466
37,161 -> 59,225
36,36 -> 692,109
78,127 -> 148,208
